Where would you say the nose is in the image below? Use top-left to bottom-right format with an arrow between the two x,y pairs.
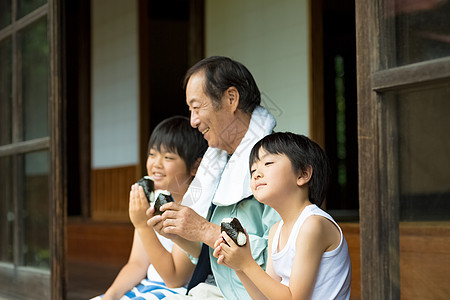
252,169 -> 263,180
190,110 -> 200,128
153,154 -> 163,168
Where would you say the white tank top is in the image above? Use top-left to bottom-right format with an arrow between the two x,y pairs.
271,204 -> 351,299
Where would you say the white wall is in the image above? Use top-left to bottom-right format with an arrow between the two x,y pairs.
91,0 -> 139,168
205,0 -> 309,135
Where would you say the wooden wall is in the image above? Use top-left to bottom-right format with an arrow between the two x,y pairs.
90,165 -> 139,221
67,221 -> 134,266
340,223 -> 361,300
340,222 -> 450,300
399,223 -> 450,299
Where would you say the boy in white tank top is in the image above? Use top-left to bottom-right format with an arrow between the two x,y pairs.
213,132 -> 351,299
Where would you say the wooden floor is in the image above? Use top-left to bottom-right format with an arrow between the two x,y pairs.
67,259 -> 122,300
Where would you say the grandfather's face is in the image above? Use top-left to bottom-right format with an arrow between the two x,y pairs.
185,72 -> 235,152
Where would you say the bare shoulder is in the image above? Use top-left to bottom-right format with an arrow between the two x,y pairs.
296,215 -> 341,252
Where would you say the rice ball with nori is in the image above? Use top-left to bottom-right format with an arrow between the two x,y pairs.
221,217 -> 247,246
153,190 -> 174,216
137,176 -> 155,203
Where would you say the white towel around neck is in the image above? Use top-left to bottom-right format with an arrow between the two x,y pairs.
181,106 -> 276,212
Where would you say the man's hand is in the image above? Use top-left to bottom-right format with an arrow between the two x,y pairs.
154,202 -> 220,247
147,209 -> 179,241
129,184 -> 150,229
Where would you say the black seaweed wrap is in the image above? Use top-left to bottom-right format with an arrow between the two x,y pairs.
221,217 -> 247,246
153,192 -> 174,215
137,176 -> 154,203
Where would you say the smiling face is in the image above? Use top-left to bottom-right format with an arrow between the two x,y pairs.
250,149 -> 302,207
185,72 -> 238,153
146,147 -> 194,202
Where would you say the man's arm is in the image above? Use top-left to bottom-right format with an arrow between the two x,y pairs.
157,202 -> 221,248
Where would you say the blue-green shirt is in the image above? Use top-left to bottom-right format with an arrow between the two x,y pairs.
209,196 -> 280,299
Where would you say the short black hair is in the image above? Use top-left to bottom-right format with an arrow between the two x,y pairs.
183,56 -> 261,114
148,116 -> 208,172
249,132 -> 330,207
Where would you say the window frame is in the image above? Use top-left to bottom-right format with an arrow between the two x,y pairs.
0,0 -> 65,299
356,1 -> 450,298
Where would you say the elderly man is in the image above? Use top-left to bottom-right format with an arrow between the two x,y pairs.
150,56 -> 280,299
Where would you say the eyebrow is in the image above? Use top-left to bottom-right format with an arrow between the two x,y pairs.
187,98 -> 198,106
259,152 -> 271,160
252,152 -> 271,164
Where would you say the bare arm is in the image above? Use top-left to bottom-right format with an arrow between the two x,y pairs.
235,224 -> 281,300
213,225 -> 284,300
214,218 -> 333,300
129,185 -> 197,287
288,217 -> 340,299
136,226 -> 196,287
102,230 -> 149,300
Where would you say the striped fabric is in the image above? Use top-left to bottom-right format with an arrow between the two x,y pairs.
91,279 -> 186,300
122,279 -> 185,300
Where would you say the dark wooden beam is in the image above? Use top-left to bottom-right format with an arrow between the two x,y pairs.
372,57 -> 450,92
355,0 -> 400,298
308,0 -> 325,149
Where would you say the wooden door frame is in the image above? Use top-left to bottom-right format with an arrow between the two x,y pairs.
355,1 -> 400,298
0,0 -> 66,298
356,0 -> 450,298
308,0 -> 325,148
49,0 -> 66,298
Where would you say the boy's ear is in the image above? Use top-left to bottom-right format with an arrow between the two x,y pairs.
190,157 -> 202,176
297,165 -> 313,187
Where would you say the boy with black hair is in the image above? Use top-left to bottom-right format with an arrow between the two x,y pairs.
214,132 -> 351,300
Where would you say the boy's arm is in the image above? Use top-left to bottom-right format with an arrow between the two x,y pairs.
135,226 -> 197,287
241,217 -> 333,300
233,225 -> 281,300
289,216 -> 337,299
131,185 -> 197,287
236,224 -> 293,300
214,223 -> 292,300
234,270 -> 267,300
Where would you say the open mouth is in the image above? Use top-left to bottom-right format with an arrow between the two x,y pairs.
201,127 -> 210,135
152,172 -> 165,180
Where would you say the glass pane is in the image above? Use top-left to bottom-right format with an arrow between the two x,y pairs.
388,84 -> 450,298
392,84 -> 450,221
19,17 -> 49,140
23,150 -> 49,269
17,0 -> 47,19
383,0 -> 450,66
0,156 -> 13,263
0,36 -> 12,146
0,0 -> 12,29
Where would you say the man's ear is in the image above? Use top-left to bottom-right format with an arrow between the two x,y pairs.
225,86 -> 239,112
297,165 -> 313,187
190,157 -> 202,176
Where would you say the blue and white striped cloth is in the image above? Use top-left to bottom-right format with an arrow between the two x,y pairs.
120,279 -> 186,300
91,279 -> 186,300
